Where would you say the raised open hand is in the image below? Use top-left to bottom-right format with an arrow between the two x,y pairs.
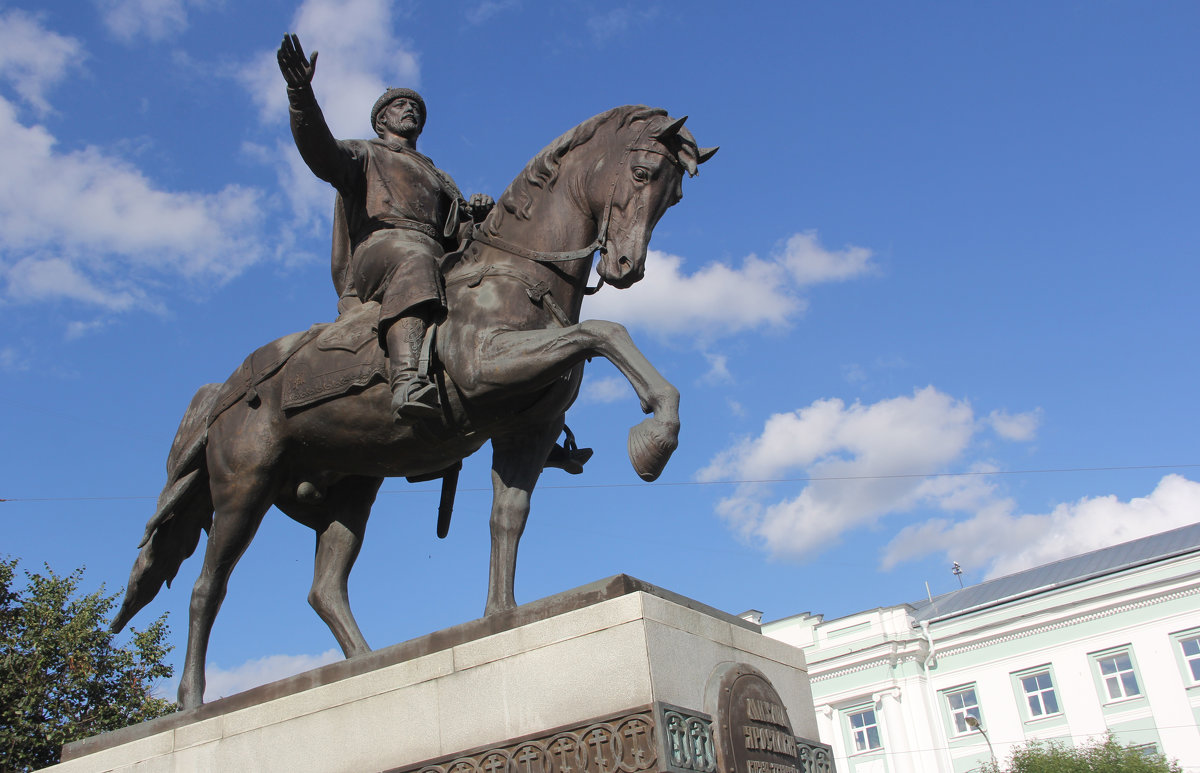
277,34 -> 318,88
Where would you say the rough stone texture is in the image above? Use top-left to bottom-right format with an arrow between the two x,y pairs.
47,577 -> 811,773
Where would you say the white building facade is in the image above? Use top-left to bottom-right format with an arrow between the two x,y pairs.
762,523 -> 1200,773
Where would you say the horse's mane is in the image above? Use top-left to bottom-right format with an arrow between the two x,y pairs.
486,105 -> 668,232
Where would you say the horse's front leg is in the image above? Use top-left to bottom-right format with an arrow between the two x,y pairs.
485,420 -> 563,615
472,320 -> 679,481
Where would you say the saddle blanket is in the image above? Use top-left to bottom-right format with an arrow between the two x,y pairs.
207,303 -> 387,424
280,302 -> 386,412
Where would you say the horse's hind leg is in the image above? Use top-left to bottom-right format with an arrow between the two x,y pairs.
178,467 -> 275,709
486,419 -> 563,615
305,476 -> 382,658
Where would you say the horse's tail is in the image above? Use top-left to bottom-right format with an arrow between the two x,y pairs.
111,384 -> 219,633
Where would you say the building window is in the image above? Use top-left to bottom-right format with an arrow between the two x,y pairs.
847,707 -> 881,752
1131,743 -> 1160,758
1096,651 -> 1141,700
1180,635 -> 1200,682
945,686 -> 981,734
1020,670 -> 1060,717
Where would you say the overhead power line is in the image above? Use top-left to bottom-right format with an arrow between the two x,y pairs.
2,463 -> 1197,504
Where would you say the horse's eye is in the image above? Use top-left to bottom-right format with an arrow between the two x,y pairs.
632,167 -> 650,182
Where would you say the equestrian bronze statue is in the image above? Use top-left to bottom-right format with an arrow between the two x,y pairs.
111,34 -> 716,710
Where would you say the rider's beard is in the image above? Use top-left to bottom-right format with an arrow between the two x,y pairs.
386,115 -> 420,139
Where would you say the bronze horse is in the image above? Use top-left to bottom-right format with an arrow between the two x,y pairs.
111,105 -> 714,708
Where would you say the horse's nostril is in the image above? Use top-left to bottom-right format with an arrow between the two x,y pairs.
618,256 -> 631,270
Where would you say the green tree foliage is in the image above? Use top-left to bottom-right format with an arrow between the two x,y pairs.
0,558 -> 176,772
979,734 -> 1181,773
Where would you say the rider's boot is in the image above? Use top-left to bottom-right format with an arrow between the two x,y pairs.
385,314 -> 440,423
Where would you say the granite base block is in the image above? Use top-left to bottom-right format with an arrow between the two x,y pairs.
45,576 -> 826,773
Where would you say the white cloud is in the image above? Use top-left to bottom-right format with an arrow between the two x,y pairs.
0,10 -> 82,114
466,0 -> 520,25
587,7 -> 659,45
0,15 -> 267,314
94,0 -> 190,42
65,318 -> 111,340
580,375 -> 630,404
588,9 -> 632,42
884,474 -> 1200,579
0,103 -> 264,289
0,345 -> 29,372
911,465 -> 1002,514
710,385 -> 1193,575
584,231 -> 874,341
779,230 -> 876,285
204,649 -> 342,702
5,255 -> 143,311
701,352 -> 732,384
988,408 -> 1042,442
240,0 -> 419,139
584,249 -> 801,337
843,363 -> 867,384
275,137 -> 334,234
701,387 -> 979,559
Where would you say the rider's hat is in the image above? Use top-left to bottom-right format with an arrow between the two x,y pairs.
372,88 -> 426,135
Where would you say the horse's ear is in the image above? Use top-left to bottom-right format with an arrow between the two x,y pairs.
698,146 -> 718,164
654,115 -> 688,143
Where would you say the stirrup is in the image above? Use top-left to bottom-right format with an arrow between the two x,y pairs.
391,378 -> 440,423
544,426 -> 593,474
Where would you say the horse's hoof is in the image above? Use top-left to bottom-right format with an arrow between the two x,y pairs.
628,417 -> 678,482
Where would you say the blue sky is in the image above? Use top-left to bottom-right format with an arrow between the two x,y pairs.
2,0 -> 1198,700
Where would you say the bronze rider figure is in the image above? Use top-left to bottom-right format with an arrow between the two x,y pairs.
277,34 -> 494,423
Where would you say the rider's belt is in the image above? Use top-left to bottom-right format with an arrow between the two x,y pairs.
373,215 -> 441,242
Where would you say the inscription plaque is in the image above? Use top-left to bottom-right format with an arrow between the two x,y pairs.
706,663 -> 834,773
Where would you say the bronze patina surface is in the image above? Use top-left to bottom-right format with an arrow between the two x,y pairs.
110,35 -> 715,710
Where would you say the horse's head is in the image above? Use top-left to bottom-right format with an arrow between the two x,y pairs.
593,112 -> 717,289
483,107 -> 715,291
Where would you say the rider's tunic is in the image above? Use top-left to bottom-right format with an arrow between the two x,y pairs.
287,85 -> 465,324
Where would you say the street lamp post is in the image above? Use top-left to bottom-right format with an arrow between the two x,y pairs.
965,715 -> 997,768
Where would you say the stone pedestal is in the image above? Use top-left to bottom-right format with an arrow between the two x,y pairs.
48,576 -> 832,773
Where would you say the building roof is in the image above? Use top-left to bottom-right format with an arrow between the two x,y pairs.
908,521 -> 1200,623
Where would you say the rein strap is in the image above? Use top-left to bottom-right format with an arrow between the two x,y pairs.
469,224 -> 600,264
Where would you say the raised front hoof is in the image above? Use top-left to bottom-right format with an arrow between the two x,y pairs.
628,417 -> 678,482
